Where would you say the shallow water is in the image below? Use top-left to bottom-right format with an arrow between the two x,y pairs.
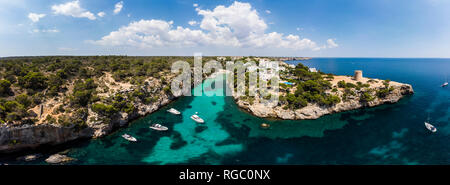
4,58 -> 450,165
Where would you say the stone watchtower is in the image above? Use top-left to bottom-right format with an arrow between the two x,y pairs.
354,70 -> 363,81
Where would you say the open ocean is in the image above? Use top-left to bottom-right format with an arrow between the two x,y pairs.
3,58 -> 450,165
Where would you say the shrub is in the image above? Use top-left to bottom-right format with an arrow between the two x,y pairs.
15,94 -> 31,108
0,80 -> 12,96
91,103 -> 118,116
360,92 -> 375,102
71,79 -> 97,107
18,72 -> 47,90
337,80 -> 346,88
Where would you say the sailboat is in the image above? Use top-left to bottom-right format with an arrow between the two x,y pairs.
424,114 -> 437,133
442,76 -> 448,87
425,122 -> 437,133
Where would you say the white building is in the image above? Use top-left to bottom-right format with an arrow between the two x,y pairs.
309,68 -> 318,73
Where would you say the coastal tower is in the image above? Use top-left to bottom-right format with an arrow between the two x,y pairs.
354,70 -> 363,81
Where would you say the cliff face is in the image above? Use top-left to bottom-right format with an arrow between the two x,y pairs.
0,124 -> 92,153
235,82 -> 414,120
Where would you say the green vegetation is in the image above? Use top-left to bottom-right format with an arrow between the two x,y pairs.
376,82 -> 394,98
360,89 -> 375,102
0,56 -> 186,126
18,72 -> 47,90
71,78 -> 98,107
91,103 -> 118,117
279,63 -> 340,109
0,79 -> 12,96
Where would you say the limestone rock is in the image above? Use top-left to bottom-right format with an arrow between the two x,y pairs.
234,81 -> 414,120
16,154 -> 42,162
45,154 -> 75,164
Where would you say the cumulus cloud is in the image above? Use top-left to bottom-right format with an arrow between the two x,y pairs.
92,1 -> 334,51
326,39 -> 338,48
51,0 -> 96,20
28,13 -> 46,22
114,1 -> 123,14
97,12 -> 106,17
265,10 -> 271,14
193,3 -> 198,7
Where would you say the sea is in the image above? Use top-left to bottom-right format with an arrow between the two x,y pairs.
3,58 -> 450,165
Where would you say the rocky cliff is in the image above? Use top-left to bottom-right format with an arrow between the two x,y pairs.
234,80 -> 414,120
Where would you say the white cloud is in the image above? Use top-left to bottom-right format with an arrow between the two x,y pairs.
326,39 -> 338,48
114,1 -> 123,14
92,1 -> 333,51
193,3 -> 198,7
188,20 -> 198,26
97,12 -> 106,17
30,29 -> 60,33
265,10 -> 271,14
296,27 -> 303,31
28,13 -> 46,23
51,0 -> 96,20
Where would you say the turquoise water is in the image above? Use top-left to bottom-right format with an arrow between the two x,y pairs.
3,58 -> 450,164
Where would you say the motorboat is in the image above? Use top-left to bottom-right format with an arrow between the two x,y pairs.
122,134 -> 137,142
150,123 -> 168,131
260,123 -> 271,129
167,108 -> 181,115
425,122 -> 437,133
442,82 -> 448,87
191,113 -> 205,123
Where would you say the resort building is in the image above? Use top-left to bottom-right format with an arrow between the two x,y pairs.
309,68 -> 318,73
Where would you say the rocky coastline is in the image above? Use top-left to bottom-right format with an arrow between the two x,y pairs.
233,78 -> 414,120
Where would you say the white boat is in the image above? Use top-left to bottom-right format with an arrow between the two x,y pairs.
122,134 -> 137,142
191,114 -> 205,123
442,82 -> 448,87
425,122 -> 437,133
167,108 -> 181,115
150,123 -> 168,131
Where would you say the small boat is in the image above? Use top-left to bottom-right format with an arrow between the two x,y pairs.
122,134 -> 137,142
191,114 -> 205,123
425,122 -> 437,133
442,82 -> 448,87
260,123 -> 271,129
167,108 -> 181,115
150,123 -> 168,131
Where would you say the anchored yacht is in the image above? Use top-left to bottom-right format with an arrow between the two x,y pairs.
191,113 -> 205,123
167,108 -> 181,115
122,134 -> 137,142
150,123 -> 168,131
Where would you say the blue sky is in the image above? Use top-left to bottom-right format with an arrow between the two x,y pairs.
1,0 -> 450,57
